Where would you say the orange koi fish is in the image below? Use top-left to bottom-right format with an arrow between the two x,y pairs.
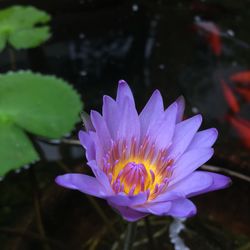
230,71 -> 250,83
236,87 -> 250,102
228,116 -> 250,149
195,21 -> 222,56
220,79 -> 240,113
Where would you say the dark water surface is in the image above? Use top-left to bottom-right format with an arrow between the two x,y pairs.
0,0 -> 249,249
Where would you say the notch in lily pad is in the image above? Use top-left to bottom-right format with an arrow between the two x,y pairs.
0,71 -> 83,176
0,5 -> 51,51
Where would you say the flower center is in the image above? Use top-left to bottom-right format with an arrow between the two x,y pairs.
116,162 -> 148,195
102,137 -> 174,199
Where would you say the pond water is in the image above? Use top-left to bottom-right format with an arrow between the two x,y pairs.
0,0 -> 249,249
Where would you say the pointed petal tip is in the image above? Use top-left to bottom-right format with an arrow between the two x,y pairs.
55,175 -> 74,189
78,129 -> 84,137
176,95 -> 185,103
81,111 -> 94,131
116,80 -> 135,106
118,79 -> 128,85
78,130 -> 86,144
153,89 -> 161,95
166,101 -> 178,113
188,113 -> 203,127
202,172 -> 232,193
150,89 -> 163,101
55,175 -> 61,186
175,95 -> 186,123
215,174 -> 232,189
90,109 -> 96,117
103,94 -> 113,103
195,113 -> 203,122
211,127 -> 219,140
225,176 -> 232,187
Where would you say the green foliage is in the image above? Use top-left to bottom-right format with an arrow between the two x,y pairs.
0,5 -> 51,51
0,122 -> 39,176
0,71 -> 83,176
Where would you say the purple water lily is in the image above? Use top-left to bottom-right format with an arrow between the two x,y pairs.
56,80 -> 231,222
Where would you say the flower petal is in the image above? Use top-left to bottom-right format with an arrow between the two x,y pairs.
117,97 -> 140,143
90,110 -> 111,153
201,171 -> 232,192
116,80 -> 135,107
81,111 -> 94,131
150,102 -> 177,150
88,131 -> 104,167
134,201 -> 172,216
152,190 -> 184,203
139,90 -> 164,139
176,96 -> 185,123
171,148 -> 214,185
87,160 -> 113,194
167,171 -> 213,197
108,201 -> 148,222
187,128 -> 218,150
55,174 -> 107,198
107,191 -> 148,206
167,199 -> 197,218
168,115 -> 202,159
102,95 -> 120,139
78,130 -> 95,161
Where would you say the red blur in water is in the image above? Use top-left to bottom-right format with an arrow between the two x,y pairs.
230,71 -> 250,84
220,79 -> 240,113
190,1 -> 225,16
236,87 -> 250,102
227,116 -> 250,149
194,21 -> 222,57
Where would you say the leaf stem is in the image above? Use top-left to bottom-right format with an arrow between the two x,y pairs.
29,166 -> 51,250
123,222 -> 137,250
87,196 -> 119,238
144,217 -> 155,250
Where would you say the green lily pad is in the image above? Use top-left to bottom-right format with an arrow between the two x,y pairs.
0,121 -> 39,176
0,5 -> 51,51
0,71 -> 83,176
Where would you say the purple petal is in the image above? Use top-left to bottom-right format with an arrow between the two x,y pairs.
168,115 -> 202,159
134,201 -> 172,216
87,160 -> 113,194
187,128 -> 218,150
152,190 -> 184,203
90,111 -> 111,152
167,171 -> 213,198
108,201 -> 148,222
107,191 -> 148,206
150,102 -> 177,150
55,174 -> 107,198
139,90 -> 164,139
88,131 -> 104,167
167,199 -> 197,218
102,95 -> 120,139
78,131 -> 95,161
116,80 -> 135,107
201,171 -> 232,192
171,148 -> 214,185
176,96 -> 185,123
117,97 -> 140,143
81,111 -> 94,131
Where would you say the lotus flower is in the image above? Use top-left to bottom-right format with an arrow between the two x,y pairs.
56,81 -> 231,221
